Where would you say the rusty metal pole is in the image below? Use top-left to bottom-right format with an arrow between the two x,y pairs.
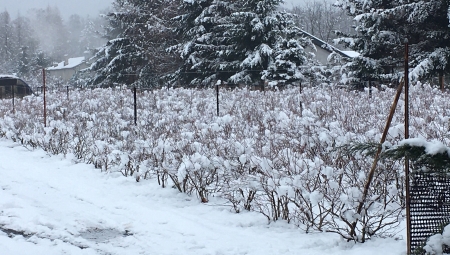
216,81 -> 220,116
134,86 -> 137,125
404,39 -> 411,255
12,84 -> 14,113
43,69 -> 47,127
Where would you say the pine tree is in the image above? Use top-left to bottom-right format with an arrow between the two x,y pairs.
228,0 -> 312,85
29,7 -> 69,62
335,0 -> 450,82
172,0 -> 312,86
86,0 -> 179,87
263,12 -> 313,84
171,0 -> 240,86
0,11 -> 14,73
13,15 -> 39,77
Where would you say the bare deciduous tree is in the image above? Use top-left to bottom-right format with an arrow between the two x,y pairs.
288,0 -> 354,46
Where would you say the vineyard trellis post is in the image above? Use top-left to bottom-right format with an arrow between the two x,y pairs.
404,38 -> 411,255
134,86 -> 137,125
43,68 -> 47,128
216,80 -> 220,116
12,84 -> 14,113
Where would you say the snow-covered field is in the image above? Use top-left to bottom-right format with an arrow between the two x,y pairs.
1,84 -> 449,254
0,139 -> 405,254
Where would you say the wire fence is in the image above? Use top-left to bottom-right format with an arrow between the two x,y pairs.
410,172 -> 450,254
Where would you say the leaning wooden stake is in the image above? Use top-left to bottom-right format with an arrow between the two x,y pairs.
350,78 -> 405,239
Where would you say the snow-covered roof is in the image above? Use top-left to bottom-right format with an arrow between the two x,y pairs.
300,30 -> 359,59
341,51 -> 360,58
0,74 -> 19,79
46,57 -> 85,70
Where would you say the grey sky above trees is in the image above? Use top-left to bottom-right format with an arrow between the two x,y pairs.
0,0 -> 113,18
1,0 -> 311,19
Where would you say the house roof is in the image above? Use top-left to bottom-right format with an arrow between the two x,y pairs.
46,57 -> 86,71
0,74 -> 19,79
300,30 -> 360,59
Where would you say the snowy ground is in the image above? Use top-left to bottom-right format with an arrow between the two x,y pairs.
0,139 -> 406,255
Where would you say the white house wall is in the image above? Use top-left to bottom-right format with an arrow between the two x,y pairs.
46,63 -> 88,84
305,45 -> 332,65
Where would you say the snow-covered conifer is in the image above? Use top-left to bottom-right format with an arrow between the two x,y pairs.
170,0 -> 241,86
335,0 -> 450,82
229,0 -> 313,85
86,0 -> 179,87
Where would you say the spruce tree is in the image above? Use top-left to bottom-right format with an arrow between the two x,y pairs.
86,0 -> 179,87
335,0 -> 450,82
171,0 -> 240,86
0,11 -> 14,73
228,0 -> 312,85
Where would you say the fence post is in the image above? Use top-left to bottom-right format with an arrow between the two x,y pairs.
216,81 -> 220,116
439,73 -> 444,92
67,86 -> 69,100
404,38 -> 411,255
43,69 -> 47,127
134,86 -> 137,125
12,84 -> 14,113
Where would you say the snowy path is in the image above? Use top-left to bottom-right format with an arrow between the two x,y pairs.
0,139 -> 406,255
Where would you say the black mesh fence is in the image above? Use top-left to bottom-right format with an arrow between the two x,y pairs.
410,172 -> 450,254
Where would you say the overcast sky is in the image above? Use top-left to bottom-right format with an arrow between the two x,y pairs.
0,0 -> 114,19
0,0 -> 315,20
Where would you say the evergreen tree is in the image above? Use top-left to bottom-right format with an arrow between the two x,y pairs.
228,0 -> 312,85
86,0 -> 179,87
88,37 -> 144,86
31,50 -> 52,71
171,0 -> 239,86
335,0 -> 450,82
0,11 -> 14,73
263,12 -> 313,84
28,6 -> 69,62
172,0 -> 312,86
17,46 -> 30,76
13,15 -> 39,77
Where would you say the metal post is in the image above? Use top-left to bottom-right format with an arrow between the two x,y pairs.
404,39 -> 411,255
43,69 -> 47,127
134,86 -> 137,125
12,84 -> 14,113
66,86 -> 69,100
439,73 -> 444,92
216,82 -> 220,116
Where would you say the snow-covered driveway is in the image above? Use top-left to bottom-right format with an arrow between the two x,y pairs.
0,139 -> 405,255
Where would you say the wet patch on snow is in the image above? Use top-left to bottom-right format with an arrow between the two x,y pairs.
79,228 -> 133,243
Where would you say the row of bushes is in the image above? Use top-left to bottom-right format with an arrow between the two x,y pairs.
0,84 -> 449,242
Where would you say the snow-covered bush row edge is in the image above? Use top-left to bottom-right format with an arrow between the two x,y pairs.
0,84 -> 449,243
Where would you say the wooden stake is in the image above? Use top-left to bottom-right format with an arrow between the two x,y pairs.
350,78 -> 405,240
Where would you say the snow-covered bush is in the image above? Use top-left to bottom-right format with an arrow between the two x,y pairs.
423,224 -> 450,255
0,83 -> 449,242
